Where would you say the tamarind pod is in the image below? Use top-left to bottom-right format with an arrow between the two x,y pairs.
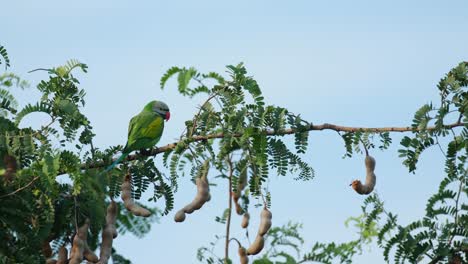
241,212 -> 250,229
235,201 -> 243,215
238,168 -> 247,191
238,246 -> 249,264
83,246 -> 99,262
181,185 -> 207,213
42,241 -> 53,258
183,204 -> 195,214
174,163 -> 211,222
46,259 -> 57,264
232,191 -> 240,201
97,228 -> 113,264
174,210 -> 186,222
97,227 -> 113,264
246,235 -> 264,255
351,155 -> 376,195
258,208 -> 272,236
97,201 -> 119,264
69,220 -> 90,264
189,178 -> 209,209
233,169 -> 246,203
196,161 -> 210,203
121,174 -> 151,217
96,229 -> 112,264
186,177 -> 210,212
232,192 -> 243,215
197,176 -> 210,199
365,155 -> 376,172
56,246 -> 68,264
3,154 -> 17,181
106,201 -> 118,239
351,173 -> 376,194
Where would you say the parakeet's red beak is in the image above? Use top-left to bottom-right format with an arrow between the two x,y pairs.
165,112 -> 171,121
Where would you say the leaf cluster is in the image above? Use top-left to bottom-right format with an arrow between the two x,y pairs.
161,63 -> 314,208
0,57 -> 157,263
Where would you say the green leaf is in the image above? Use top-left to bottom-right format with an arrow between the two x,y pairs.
160,66 -> 182,89
0,44 -> 10,69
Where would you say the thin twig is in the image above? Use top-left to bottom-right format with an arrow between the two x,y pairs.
189,93 -> 218,137
0,176 -> 40,199
187,145 -> 202,166
448,170 -> 467,246
229,237 -> 242,247
359,138 -> 369,156
28,68 -> 52,73
225,156 -> 234,264
434,135 -> 447,158
73,195 -> 78,231
90,139 -> 96,160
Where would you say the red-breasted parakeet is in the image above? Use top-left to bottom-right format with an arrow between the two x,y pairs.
104,100 -> 170,173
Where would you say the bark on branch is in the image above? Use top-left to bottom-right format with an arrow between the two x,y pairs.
81,121 -> 464,171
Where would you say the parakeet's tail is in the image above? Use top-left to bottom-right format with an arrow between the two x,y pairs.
103,152 -> 129,174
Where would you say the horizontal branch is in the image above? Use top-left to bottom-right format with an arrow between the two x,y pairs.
81,121 -> 464,171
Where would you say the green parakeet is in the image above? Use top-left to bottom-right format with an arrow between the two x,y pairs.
103,100 -> 170,173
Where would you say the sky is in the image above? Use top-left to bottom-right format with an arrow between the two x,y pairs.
2,0 -> 468,263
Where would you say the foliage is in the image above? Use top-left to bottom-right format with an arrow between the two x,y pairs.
0,54 -> 158,263
0,41 -> 466,263
182,62 -> 467,263
161,63 -> 314,201
0,44 -> 9,70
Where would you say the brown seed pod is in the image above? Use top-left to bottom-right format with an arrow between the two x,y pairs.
69,220 -> 89,264
83,247 -> 99,263
234,198 -> 244,215
238,168 -> 247,192
238,245 -> 249,264
174,160 -> 210,222
56,246 -> 68,264
258,208 -> 272,236
245,207 -> 272,255
350,155 -> 376,195
97,201 -> 118,264
232,169 -> 247,215
246,235 -> 265,256
3,154 -> 17,181
45,259 -> 57,264
68,219 -> 98,263
241,212 -> 250,229
105,201 -> 118,239
121,174 -> 151,217
174,210 -> 186,222
42,241 -> 53,258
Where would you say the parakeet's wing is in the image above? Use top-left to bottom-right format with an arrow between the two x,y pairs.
124,111 -> 164,153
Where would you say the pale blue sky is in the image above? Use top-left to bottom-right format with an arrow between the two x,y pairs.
3,1 -> 468,263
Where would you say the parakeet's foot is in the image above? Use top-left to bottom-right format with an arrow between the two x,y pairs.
139,148 -> 152,156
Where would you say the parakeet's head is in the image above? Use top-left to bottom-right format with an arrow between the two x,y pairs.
145,100 -> 171,121
154,101 -> 170,121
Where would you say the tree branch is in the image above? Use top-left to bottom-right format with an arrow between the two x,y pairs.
80,121 -> 464,171
0,176 -> 40,199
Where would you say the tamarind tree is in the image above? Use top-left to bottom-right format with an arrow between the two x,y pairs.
0,44 -> 466,264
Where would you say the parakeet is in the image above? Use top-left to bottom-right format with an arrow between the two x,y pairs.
103,100 -> 170,173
